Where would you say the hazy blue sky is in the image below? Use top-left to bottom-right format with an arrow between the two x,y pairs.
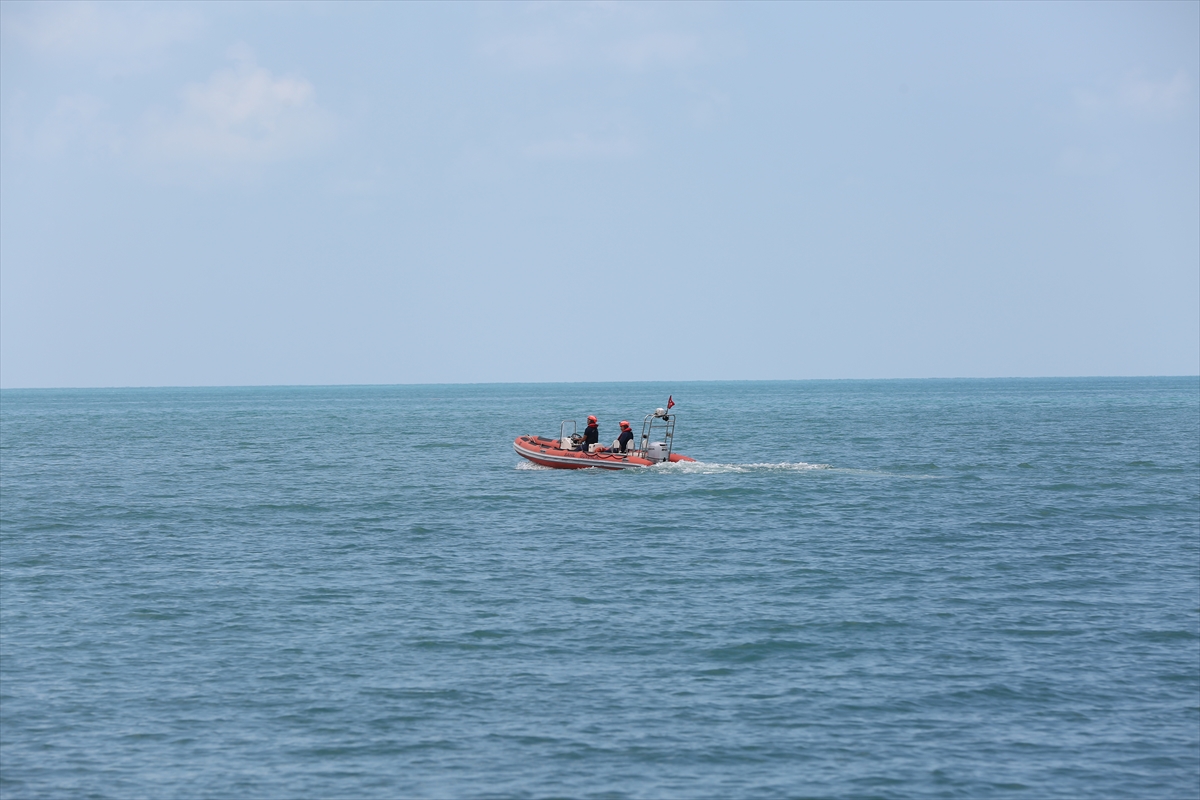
1,1 -> 1196,387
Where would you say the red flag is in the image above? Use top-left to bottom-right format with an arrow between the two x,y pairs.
667,395 -> 675,410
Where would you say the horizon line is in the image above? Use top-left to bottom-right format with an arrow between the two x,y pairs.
2,375 -> 1198,392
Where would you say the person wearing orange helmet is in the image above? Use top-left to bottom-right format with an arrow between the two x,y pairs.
579,415 -> 600,453
616,420 -> 635,453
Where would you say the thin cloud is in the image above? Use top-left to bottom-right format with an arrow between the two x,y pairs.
1117,72 -> 1190,113
4,0 -> 201,73
478,4 -> 707,72
1075,71 -> 1192,117
142,54 -> 334,166
483,30 -> 700,71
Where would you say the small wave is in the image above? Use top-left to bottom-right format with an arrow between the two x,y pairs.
661,461 -> 831,474
515,461 -> 553,470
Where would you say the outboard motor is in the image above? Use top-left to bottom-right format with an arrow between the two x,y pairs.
646,442 -> 669,462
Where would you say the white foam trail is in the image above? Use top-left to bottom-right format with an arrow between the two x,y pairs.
516,459 -> 833,474
516,459 -> 937,478
659,461 -> 832,474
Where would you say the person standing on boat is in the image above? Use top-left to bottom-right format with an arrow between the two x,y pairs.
616,420 -> 635,453
580,415 -> 600,452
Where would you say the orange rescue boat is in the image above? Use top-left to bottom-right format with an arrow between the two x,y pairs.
514,406 -> 696,470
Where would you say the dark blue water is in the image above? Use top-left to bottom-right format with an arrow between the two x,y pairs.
2,379 -> 1197,799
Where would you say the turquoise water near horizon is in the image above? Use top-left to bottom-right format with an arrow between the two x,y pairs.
1,378 -> 1197,798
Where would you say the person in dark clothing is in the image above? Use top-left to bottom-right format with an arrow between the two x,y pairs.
579,415 -> 600,452
616,420 -> 635,453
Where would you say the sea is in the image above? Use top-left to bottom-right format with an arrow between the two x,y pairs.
1,378 -> 1197,799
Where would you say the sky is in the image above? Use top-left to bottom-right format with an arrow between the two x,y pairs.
1,1 -> 1197,388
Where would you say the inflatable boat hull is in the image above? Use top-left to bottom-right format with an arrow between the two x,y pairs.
513,435 -> 695,470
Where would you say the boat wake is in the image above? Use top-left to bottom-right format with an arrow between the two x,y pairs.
515,459 -> 833,474
659,460 -> 832,474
